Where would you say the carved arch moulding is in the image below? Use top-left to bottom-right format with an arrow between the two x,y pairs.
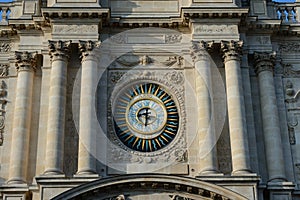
51,174 -> 248,200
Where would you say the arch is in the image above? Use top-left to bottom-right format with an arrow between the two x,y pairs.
51,174 -> 248,200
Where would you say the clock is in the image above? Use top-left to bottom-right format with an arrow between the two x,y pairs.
113,82 -> 179,152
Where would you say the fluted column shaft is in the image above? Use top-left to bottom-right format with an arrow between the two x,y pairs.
254,52 -> 286,181
76,41 -> 99,175
191,41 -> 218,174
44,41 -> 71,175
8,52 -> 36,184
221,41 -> 251,174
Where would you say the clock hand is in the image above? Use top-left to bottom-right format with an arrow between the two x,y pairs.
144,108 -> 150,126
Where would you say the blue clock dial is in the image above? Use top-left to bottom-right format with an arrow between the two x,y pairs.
113,83 -> 179,152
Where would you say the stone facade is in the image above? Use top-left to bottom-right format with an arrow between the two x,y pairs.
0,0 -> 300,199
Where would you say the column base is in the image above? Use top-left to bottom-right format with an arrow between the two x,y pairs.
267,181 -> 295,190
74,170 -> 99,178
6,178 -> 27,185
197,170 -> 223,176
231,169 -> 254,176
43,168 -> 65,177
267,181 -> 295,200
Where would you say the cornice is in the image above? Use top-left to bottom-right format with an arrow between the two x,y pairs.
182,7 -> 249,19
41,7 -> 110,19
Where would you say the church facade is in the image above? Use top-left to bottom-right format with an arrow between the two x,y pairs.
0,0 -> 300,199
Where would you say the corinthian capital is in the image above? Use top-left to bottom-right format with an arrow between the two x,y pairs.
15,51 -> 37,72
253,52 -> 276,74
48,40 -> 71,61
78,40 -> 100,61
190,40 -> 211,62
221,40 -> 243,63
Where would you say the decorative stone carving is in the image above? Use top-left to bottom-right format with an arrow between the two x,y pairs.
115,55 -> 141,67
166,71 -> 184,85
165,34 -> 182,44
110,34 -> 126,44
0,81 -> 7,146
193,25 -> 238,35
279,42 -> 300,53
139,55 -> 152,65
48,40 -> 71,61
283,63 -> 300,77
110,71 -> 126,83
0,42 -> 11,52
190,40 -> 209,62
253,52 -> 276,74
163,56 -> 183,67
285,80 -> 295,96
107,70 -> 187,165
169,195 -> 194,200
220,40 -> 243,63
113,54 -> 155,67
0,64 -> 9,76
53,25 -> 98,34
287,112 -> 298,145
105,194 -> 126,200
256,36 -> 270,45
78,40 -> 100,60
15,51 -> 37,71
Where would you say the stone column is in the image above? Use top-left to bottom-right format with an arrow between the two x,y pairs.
191,41 -> 219,174
76,41 -> 100,176
44,40 -> 71,175
254,52 -> 286,181
8,52 -> 36,184
221,40 -> 251,174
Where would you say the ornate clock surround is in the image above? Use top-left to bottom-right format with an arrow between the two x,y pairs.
107,70 -> 187,165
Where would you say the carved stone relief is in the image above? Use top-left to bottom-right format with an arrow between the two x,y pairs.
110,33 -> 182,44
0,80 -> 7,145
279,42 -> 300,53
193,24 -> 238,35
0,42 -> 11,53
165,34 -> 182,44
0,64 -> 9,77
217,128 -> 232,174
112,54 -> 184,69
284,80 -> 300,145
53,25 -> 98,34
283,63 -> 300,78
169,195 -> 194,200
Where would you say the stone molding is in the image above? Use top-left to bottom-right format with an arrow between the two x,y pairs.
220,40 -> 243,63
253,52 -> 276,74
190,41 -> 211,62
48,40 -> 71,62
15,51 -> 37,72
79,40 -> 101,62
51,174 -> 249,200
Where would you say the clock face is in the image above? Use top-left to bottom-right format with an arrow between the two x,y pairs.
113,83 -> 179,152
